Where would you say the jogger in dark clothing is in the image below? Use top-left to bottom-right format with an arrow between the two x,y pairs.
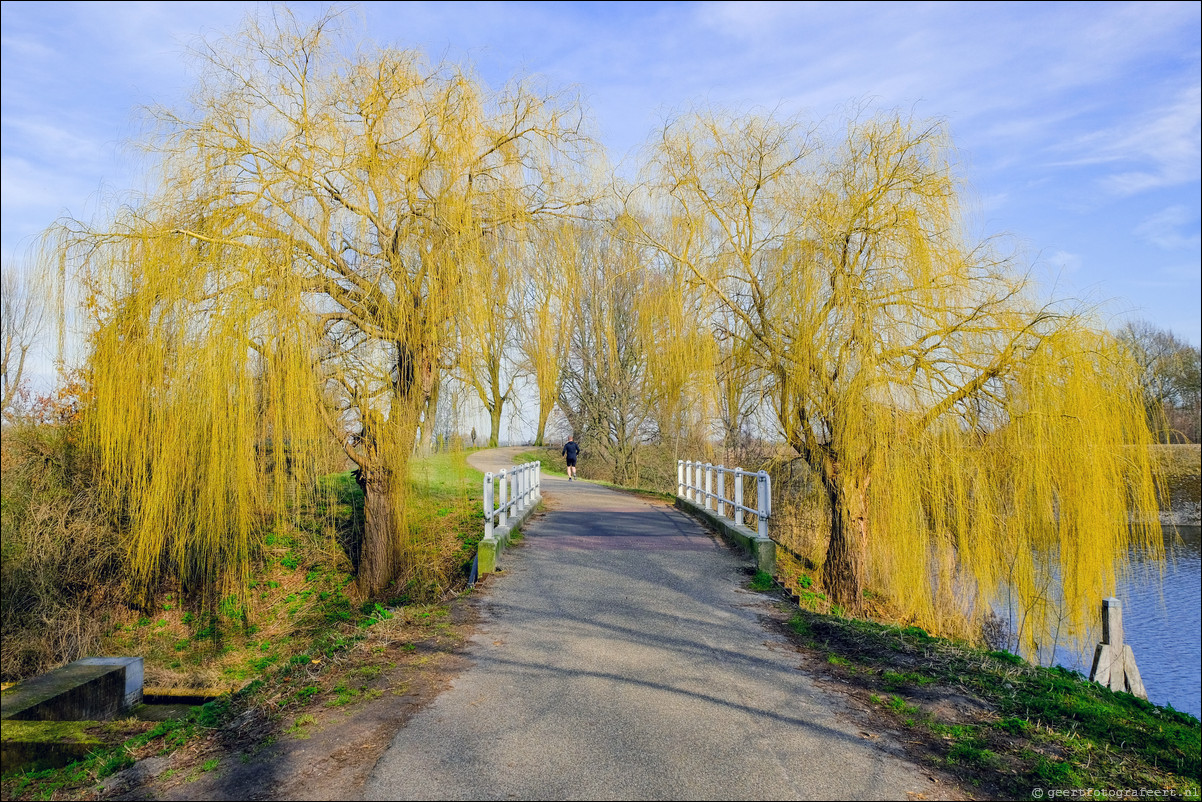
562,436 -> 581,481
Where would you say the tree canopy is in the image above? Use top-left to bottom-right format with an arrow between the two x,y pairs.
627,109 -> 1163,649
66,10 -> 594,600
53,11 -> 1166,656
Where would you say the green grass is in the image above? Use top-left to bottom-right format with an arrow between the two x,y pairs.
785,608 -> 1200,796
748,570 -> 775,592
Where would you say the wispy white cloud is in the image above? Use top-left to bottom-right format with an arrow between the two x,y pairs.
1048,82 -> 1202,196
1134,205 -> 1202,251
1047,249 -> 1085,275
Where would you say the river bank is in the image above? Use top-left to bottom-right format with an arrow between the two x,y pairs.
765,585 -> 1199,799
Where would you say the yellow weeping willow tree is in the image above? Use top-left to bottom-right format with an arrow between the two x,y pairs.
79,225 -> 331,608
458,227 -> 526,448
633,234 -> 719,462
630,108 -> 1163,651
63,10 -> 592,603
517,220 -> 583,447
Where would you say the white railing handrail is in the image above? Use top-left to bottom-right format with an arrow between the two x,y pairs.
483,461 -> 542,540
677,459 -> 772,539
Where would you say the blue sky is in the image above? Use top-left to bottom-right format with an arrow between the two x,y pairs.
3,0 -> 1200,352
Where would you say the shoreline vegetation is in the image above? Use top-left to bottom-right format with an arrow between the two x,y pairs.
1,446 -> 1199,800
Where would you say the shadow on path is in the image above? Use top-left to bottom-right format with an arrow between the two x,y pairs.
361,448 -> 957,800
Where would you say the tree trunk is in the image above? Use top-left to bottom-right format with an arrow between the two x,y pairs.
534,397 -> 552,446
488,401 -> 503,448
359,468 -> 397,597
421,373 -> 441,455
822,467 -> 870,612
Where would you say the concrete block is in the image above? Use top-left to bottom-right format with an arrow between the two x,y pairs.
78,657 -> 143,709
753,537 -> 776,576
478,537 -> 499,575
1,657 -> 143,722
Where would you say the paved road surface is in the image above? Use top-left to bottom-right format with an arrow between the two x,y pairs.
364,448 -> 946,800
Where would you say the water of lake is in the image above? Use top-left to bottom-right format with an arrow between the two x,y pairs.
1057,525 -> 1201,719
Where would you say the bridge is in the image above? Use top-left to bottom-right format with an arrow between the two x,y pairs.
363,447 -> 951,800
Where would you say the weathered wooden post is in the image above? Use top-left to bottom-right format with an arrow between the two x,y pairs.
1088,597 -> 1147,699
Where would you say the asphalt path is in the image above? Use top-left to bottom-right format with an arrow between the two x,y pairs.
363,448 -> 946,800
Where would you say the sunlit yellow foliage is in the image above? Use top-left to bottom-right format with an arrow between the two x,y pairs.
631,108 -> 1163,653
517,221 -> 582,446
62,10 -> 592,602
51,9 -> 1165,658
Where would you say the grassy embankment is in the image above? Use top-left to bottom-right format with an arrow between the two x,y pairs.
1,450 -> 487,800
97,450 -> 486,691
772,596 -> 1199,798
761,443 -> 1202,798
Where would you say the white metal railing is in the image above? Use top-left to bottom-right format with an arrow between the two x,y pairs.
677,460 -> 772,539
483,461 -> 542,539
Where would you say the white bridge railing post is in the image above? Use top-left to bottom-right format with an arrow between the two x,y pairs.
716,469 -> 725,518
756,471 -> 771,540
734,468 -> 744,527
484,473 -> 495,540
498,468 -> 508,527
479,461 -> 542,578
674,459 -> 771,537
704,463 -> 713,511
673,459 -> 775,576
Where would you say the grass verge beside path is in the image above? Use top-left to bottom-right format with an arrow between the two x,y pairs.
1,451 -> 486,801
764,586 -> 1200,799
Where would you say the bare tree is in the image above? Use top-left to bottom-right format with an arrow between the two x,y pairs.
557,225 -> 659,485
1118,320 -> 1201,443
1,265 -> 47,419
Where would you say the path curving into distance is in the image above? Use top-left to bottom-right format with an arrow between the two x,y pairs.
363,448 -> 953,801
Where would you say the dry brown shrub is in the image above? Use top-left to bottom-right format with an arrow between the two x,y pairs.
1,420 -> 124,680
